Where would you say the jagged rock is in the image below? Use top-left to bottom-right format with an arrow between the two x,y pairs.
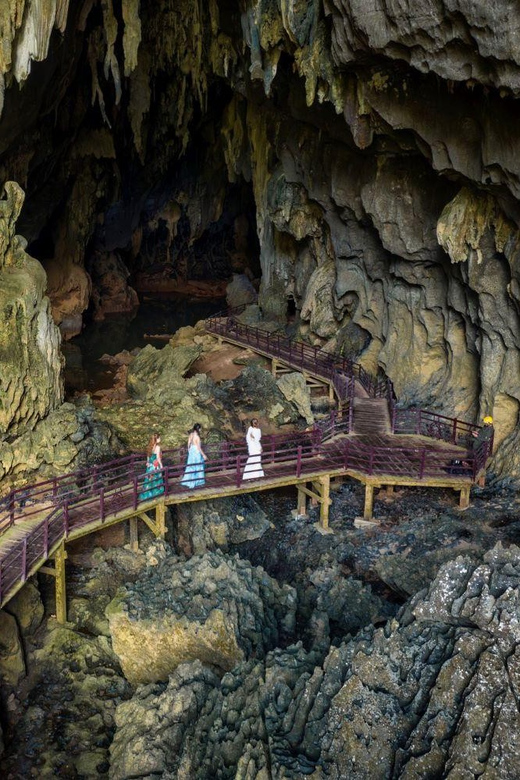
309,564 -> 393,636
223,364 -> 299,425
0,182 -> 63,438
276,372 -> 314,425
90,251 -> 139,320
175,495 -> 271,555
126,343 -> 202,402
109,644 -> 323,780
0,624 -> 131,778
5,580 -> 44,636
226,273 -> 258,308
0,611 -> 25,687
108,543 -> 520,778
106,549 -> 296,685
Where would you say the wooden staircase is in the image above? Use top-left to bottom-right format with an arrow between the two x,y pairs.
352,398 -> 391,435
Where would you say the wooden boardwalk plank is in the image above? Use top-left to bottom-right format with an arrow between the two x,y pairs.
0,314 -> 488,610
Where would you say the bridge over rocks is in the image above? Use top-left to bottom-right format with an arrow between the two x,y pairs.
0,310 -> 492,622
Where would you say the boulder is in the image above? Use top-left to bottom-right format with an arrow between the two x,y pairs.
126,343 -> 202,403
175,495 -> 271,555
226,273 -> 258,309
0,611 -> 25,686
106,549 -> 296,685
223,364 -> 298,425
276,371 -> 314,424
5,581 -> 44,636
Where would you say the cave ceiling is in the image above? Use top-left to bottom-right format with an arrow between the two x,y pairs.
0,0 -> 519,475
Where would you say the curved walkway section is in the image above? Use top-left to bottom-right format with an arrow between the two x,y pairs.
0,311 -> 491,611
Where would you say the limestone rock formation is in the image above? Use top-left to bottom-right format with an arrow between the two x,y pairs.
226,273 -> 258,309
223,364 -> 300,425
0,623 -> 132,778
0,399 -> 123,485
107,543 -> 520,778
106,548 -> 296,685
90,251 -> 139,320
276,371 -> 314,425
0,611 -> 25,687
0,182 -> 63,437
126,342 -> 202,402
175,495 -> 271,556
4,580 -> 43,636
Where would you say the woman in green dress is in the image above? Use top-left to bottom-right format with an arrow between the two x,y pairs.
139,433 -> 165,500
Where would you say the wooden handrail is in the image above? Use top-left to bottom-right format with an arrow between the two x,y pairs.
0,309 -> 490,608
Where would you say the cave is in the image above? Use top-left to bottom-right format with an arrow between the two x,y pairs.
1,1 -> 520,777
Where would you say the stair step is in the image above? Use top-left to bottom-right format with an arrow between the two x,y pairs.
352,398 -> 391,435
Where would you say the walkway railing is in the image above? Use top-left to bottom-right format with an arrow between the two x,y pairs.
0,428 -> 490,605
205,308 -> 392,401
0,307 -> 491,607
206,309 -> 488,445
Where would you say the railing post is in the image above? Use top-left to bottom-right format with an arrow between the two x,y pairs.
222,441 -> 229,471
391,405 -> 396,434
419,449 -> 426,479
44,518 -> 49,558
236,456 -> 242,487
312,426 -> 322,453
416,409 -> 422,435
100,488 -> 105,521
21,538 -> 27,582
163,466 -> 169,497
296,446 -> 302,478
133,476 -> 138,509
452,419 -> 457,444
9,492 -> 15,526
52,477 -> 58,500
63,502 -> 69,537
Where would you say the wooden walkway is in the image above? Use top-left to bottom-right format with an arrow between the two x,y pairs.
0,309 -> 492,619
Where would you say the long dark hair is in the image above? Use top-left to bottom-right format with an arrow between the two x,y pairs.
190,423 -> 201,435
146,433 -> 161,457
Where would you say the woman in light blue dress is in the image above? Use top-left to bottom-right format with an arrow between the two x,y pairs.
181,423 -> 207,488
139,433 -> 165,500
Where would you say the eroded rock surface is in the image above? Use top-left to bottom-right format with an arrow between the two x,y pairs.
108,543 -> 520,779
0,182 -> 62,437
107,548 -> 296,685
0,624 -> 131,779
175,495 -> 271,556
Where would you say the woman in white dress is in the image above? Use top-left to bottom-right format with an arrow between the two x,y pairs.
243,418 -> 264,480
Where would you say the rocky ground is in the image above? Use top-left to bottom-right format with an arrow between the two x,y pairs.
0,472 -> 519,778
0,308 -> 518,777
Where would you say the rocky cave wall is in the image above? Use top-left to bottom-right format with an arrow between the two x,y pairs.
0,0 -> 519,475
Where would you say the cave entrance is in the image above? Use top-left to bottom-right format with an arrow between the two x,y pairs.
286,296 -> 297,319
